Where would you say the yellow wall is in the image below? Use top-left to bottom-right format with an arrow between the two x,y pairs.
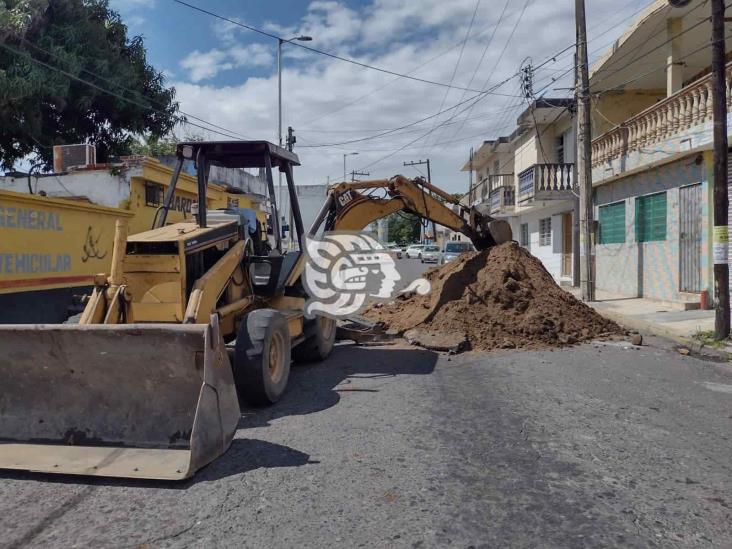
126,160 -> 262,234
0,190 -> 133,294
0,160 -> 268,295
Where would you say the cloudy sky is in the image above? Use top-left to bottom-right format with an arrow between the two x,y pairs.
110,0 -> 652,193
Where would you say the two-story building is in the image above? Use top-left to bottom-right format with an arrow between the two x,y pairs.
589,0 -> 732,307
462,98 -> 577,284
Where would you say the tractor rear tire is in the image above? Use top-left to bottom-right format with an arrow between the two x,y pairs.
233,309 -> 291,406
293,315 -> 336,364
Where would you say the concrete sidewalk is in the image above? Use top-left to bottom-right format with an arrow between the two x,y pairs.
565,288 -> 729,356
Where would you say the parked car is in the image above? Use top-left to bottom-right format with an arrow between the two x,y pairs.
441,241 -> 475,264
387,244 -> 403,259
405,244 -> 425,259
421,245 -> 441,264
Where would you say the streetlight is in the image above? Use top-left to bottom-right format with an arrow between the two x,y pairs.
278,34 -> 312,222
343,152 -> 358,182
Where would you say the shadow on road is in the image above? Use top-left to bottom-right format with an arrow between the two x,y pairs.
0,439 -> 314,489
238,343 -> 438,429
0,344 -> 436,488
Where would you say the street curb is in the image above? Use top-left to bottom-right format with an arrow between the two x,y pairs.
593,308 -> 732,361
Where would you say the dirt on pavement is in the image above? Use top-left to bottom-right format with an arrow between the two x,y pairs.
365,242 -> 621,351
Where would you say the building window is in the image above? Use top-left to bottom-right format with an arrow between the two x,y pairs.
556,135 -> 565,164
636,192 -> 667,242
539,217 -> 551,246
144,182 -> 163,207
520,223 -> 529,247
599,201 -> 626,244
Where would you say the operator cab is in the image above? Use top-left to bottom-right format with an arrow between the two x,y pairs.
158,140 -> 305,297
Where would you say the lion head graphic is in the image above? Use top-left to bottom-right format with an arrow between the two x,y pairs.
302,232 -> 429,318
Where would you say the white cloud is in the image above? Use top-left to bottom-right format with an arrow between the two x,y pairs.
110,0 -> 155,27
229,43 -> 274,67
180,49 -> 232,82
172,0 -> 639,191
180,44 -> 275,82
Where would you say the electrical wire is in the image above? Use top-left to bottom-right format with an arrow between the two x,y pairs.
171,0 -> 521,96
17,38 -> 254,141
298,73 -> 519,148
416,0 -> 482,155
0,41 -> 248,141
299,2 -> 531,128
435,0 -> 533,148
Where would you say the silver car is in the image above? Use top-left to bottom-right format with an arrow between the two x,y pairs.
441,241 -> 475,264
421,245 -> 441,264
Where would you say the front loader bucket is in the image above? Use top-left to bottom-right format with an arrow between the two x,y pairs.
0,318 -> 240,480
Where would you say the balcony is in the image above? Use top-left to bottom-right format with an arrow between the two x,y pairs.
591,61 -> 732,169
487,174 -> 515,214
517,163 -> 575,203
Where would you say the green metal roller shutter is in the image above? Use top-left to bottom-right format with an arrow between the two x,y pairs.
599,201 -> 626,244
636,192 -> 667,243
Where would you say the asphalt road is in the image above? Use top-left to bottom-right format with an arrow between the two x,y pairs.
393,256 -> 434,293
1,335 -> 731,548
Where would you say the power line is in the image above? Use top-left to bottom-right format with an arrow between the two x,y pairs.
587,0 -> 713,90
417,0 -> 482,155
354,80 -> 522,174
0,42 -> 249,141
298,73 -> 519,149
171,0 -> 521,96
17,39 -> 254,141
436,0 -> 533,147
594,28 -> 732,97
299,2 -> 531,128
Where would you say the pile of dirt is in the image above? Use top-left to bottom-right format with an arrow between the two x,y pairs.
365,242 -> 621,351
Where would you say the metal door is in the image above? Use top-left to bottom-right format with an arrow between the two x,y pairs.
679,183 -> 702,292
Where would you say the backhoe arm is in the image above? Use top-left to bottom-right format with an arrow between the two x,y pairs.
310,175 -> 511,250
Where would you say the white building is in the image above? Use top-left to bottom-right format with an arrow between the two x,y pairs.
462,98 -> 577,285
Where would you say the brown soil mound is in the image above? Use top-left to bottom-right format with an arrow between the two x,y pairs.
365,242 -> 620,351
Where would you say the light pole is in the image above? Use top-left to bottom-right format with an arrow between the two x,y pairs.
277,34 -> 312,226
343,152 -> 358,182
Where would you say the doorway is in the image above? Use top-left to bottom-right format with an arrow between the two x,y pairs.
679,183 -> 702,292
561,212 -> 572,278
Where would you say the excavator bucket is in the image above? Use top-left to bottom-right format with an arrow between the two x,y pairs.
0,318 -> 240,480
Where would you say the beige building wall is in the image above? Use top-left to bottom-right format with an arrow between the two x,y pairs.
592,90 -> 664,137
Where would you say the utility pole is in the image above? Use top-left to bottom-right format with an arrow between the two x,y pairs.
350,170 -> 370,181
711,0 -> 730,339
404,159 -> 437,244
572,53 -> 581,288
468,147 -> 474,205
576,0 -> 595,302
343,152 -> 358,182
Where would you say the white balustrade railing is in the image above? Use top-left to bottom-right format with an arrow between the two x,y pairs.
591,62 -> 732,167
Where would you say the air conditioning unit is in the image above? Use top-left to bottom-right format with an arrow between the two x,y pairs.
52,144 -> 96,172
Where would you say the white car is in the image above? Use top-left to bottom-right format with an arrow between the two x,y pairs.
441,241 -> 475,264
404,244 -> 425,259
387,244 -> 403,259
421,245 -> 441,264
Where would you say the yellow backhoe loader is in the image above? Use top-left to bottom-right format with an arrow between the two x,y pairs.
0,141 -> 337,480
0,142 -> 511,481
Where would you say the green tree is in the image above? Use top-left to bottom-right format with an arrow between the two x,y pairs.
387,212 -> 421,245
0,0 -> 179,169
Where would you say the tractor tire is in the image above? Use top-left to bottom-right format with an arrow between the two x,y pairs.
233,309 -> 291,406
293,315 -> 336,364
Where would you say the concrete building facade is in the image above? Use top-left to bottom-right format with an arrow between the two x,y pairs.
463,98 -> 577,284
589,0 -> 730,307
